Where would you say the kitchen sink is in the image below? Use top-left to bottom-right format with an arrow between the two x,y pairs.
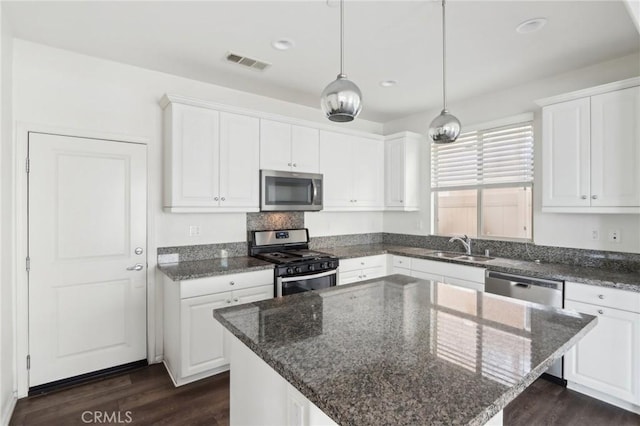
454,255 -> 495,262
429,251 -> 463,259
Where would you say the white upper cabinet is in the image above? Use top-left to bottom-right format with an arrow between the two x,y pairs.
162,96 -> 259,212
385,132 -> 421,211
320,130 -> 384,210
260,119 -> 319,173
538,79 -> 640,213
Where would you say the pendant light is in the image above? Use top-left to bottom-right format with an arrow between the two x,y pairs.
429,0 -> 461,144
320,0 -> 362,122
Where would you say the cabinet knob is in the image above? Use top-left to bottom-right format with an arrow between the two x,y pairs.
598,309 -> 604,315
598,294 -> 605,299
287,162 -> 291,166
214,197 -> 219,201
400,199 -> 403,203
292,163 -> 297,167
591,195 -> 598,200
233,298 -> 239,302
580,195 -> 587,200
226,299 -> 232,304
363,275 -> 367,278
221,197 -> 226,201
230,281 -> 235,286
358,275 -> 362,279
360,262 -> 365,265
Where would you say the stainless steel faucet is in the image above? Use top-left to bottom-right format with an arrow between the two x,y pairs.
449,234 -> 472,255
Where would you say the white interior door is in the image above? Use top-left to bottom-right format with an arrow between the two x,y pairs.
28,132 -> 147,388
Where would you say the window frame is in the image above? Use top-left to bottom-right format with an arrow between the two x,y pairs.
431,114 -> 534,242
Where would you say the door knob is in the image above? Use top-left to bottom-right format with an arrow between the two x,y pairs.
126,263 -> 144,271
135,247 -> 144,255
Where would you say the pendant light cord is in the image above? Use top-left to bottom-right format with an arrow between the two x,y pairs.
441,0 -> 447,110
340,0 -> 345,76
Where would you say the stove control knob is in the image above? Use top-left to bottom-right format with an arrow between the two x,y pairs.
320,262 -> 328,269
295,266 -> 302,273
329,262 -> 336,269
286,268 -> 293,275
308,264 -> 315,272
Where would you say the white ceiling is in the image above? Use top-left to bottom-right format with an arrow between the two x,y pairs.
4,1 -> 639,122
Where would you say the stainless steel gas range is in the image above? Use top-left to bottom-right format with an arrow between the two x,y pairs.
249,228 -> 339,297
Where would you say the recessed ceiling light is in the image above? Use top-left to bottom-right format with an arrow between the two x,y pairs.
516,18 -> 547,34
271,38 -> 295,51
380,80 -> 398,87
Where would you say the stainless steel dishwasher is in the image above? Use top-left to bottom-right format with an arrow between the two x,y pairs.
485,270 -> 565,384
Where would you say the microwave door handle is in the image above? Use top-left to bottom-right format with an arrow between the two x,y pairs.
311,179 -> 318,204
281,269 -> 336,283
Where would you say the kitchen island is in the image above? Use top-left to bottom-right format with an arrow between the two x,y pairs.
214,274 -> 597,425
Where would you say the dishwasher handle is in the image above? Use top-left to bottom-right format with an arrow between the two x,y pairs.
486,271 -> 563,291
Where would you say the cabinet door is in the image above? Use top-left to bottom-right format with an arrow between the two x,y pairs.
352,136 -> 384,207
565,300 -> 640,404
542,98 -> 591,207
385,138 -> 405,207
180,292 -> 231,378
291,125 -> 320,173
260,119 -> 292,171
233,285 -> 274,305
320,131 -> 353,207
590,86 -> 640,207
166,103 -> 220,207
219,112 -> 260,207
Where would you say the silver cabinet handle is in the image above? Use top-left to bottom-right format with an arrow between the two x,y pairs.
598,294 -> 605,299
592,195 -> 598,200
581,195 -> 587,199
126,263 -> 144,271
230,281 -> 235,286
214,197 -> 219,201
598,309 -> 604,315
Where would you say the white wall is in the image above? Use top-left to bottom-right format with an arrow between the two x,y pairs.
12,40 -> 384,248
383,53 -> 640,253
0,5 -> 16,425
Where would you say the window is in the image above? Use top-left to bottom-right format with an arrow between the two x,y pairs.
431,118 -> 534,240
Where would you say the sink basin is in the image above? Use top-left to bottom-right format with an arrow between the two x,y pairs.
428,251 -> 464,259
454,255 -> 495,262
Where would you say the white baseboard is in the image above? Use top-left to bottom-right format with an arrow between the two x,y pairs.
1,394 -> 17,426
567,381 -> 640,415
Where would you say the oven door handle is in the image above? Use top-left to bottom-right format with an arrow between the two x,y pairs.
280,269 -> 337,283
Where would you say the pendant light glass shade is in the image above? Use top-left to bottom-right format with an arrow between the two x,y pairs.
429,0 -> 460,144
321,73 -> 362,122
321,0 -> 362,122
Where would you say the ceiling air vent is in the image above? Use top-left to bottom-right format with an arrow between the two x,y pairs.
225,52 -> 271,71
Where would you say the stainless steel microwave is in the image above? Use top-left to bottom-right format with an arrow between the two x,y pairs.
260,170 -> 323,211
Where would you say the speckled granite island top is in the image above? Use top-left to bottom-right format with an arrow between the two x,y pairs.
214,274 -> 597,426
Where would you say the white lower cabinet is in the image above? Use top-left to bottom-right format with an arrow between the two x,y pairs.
564,282 -> 640,411
409,257 -> 485,291
163,269 -> 273,386
338,255 -> 387,285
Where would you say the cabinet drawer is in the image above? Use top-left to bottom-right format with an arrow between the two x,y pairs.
392,256 -> 413,269
566,282 -> 640,313
443,276 -> 484,292
445,264 -> 486,283
339,255 -> 386,272
411,270 -> 442,282
360,265 -> 386,281
181,269 -> 273,299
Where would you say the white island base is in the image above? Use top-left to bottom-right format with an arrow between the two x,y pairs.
228,334 -> 504,426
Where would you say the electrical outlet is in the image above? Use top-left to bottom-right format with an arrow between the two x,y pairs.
189,225 -> 201,237
608,230 -> 620,243
591,229 -> 599,241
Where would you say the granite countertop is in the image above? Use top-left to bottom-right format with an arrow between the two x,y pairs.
158,256 -> 273,281
214,274 -> 597,426
322,244 -> 640,292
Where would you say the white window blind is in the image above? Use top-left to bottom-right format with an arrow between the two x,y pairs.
431,122 -> 534,189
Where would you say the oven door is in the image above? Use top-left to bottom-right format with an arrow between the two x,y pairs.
261,170 -> 323,212
276,270 -> 336,297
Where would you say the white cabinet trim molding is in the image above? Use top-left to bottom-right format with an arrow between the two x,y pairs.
535,77 -> 640,106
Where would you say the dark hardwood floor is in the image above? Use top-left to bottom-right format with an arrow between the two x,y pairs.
10,364 -> 640,425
